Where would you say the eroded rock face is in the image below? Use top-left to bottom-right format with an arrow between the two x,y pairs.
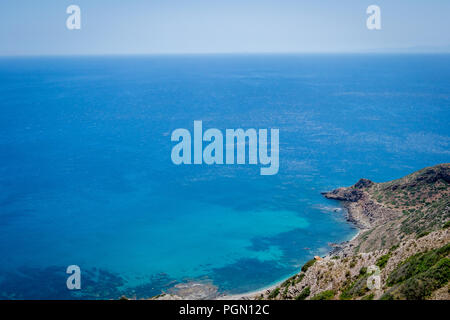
419,164 -> 450,184
321,178 -> 375,202
354,178 -> 374,189
322,178 -> 375,202
322,188 -> 364,202
321,185 -> 396,230
346,193 -> 400,230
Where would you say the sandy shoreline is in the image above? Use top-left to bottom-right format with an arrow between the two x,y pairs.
157,204 -> 363,300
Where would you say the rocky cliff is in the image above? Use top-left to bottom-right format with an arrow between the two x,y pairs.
254,164 -> 450,300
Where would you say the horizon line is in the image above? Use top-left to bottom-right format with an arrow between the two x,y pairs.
1,51 -> 450,58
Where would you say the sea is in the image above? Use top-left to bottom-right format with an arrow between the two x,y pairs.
0,54 -> 449,299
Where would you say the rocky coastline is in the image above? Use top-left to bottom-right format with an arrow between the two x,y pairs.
154,164 -> 450,300
236,164 -> 450,300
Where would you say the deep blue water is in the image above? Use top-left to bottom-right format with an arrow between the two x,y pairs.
0,54 -> 449,299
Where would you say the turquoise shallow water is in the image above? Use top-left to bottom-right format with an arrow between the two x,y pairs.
0,55 -> 449,299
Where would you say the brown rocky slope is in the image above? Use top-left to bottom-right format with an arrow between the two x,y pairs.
255,164 -> 450,300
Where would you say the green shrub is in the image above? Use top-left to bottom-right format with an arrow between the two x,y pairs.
268,288 -> 280,299
380,293 -> 394,300
295,273 -> 305,284
282,286 -> 289,298
295,287 -> 311,300
359,267 -> 367,276
362,293 -> 375,300
301,259 -> 316,273
339,291 -> 352,300
399,259 -> 450,300
416,231 -> 430,238
311,290 -> 335,300
388,243 -> 450,286
385,244 -> 450,299
339,275 -> 369,300
376,253 -> 391,269
281,280 -> 291,288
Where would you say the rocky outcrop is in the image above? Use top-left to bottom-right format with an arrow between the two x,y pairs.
321,188 -> 363,202
322,179 -> 400,230
354,178 -> 375,189
414,164 -> 450,184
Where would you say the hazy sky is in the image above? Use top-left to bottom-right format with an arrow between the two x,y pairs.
1,0 -> 450,55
